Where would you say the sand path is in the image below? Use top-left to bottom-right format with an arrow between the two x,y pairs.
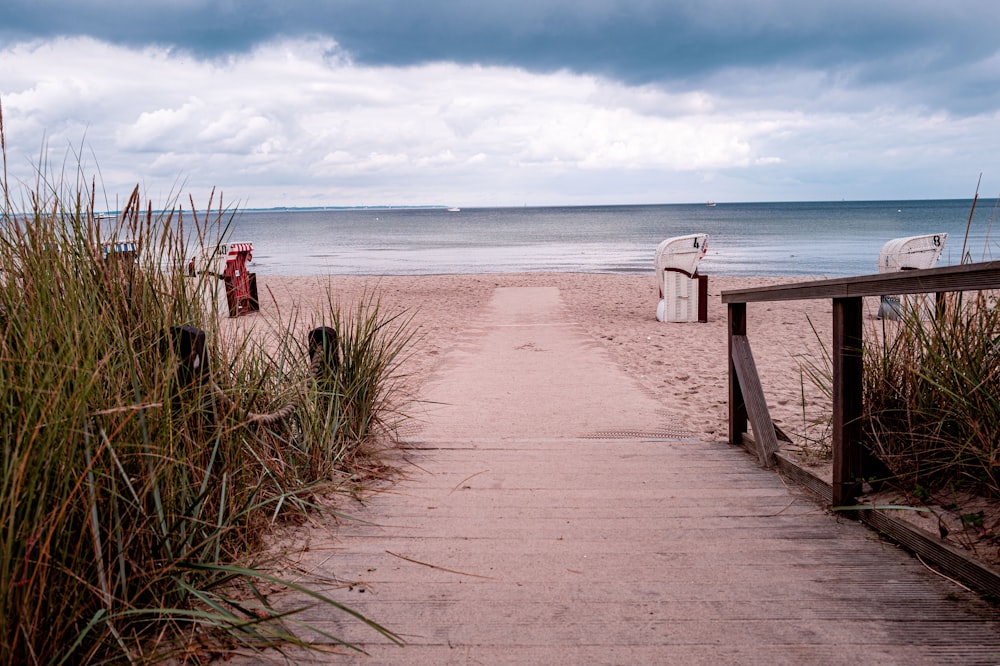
408,286 -> 687,441
242,285 -> 1000,664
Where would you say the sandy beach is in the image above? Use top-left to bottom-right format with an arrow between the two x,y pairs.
240,272 -> 845,447
219,272 -> 1000,664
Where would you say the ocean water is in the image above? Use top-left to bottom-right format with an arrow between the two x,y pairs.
223,199 -> 999,278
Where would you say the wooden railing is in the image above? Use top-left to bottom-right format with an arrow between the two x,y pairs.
721,260 -> 1000,507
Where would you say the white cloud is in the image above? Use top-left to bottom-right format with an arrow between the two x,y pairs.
117,99 -> 207,151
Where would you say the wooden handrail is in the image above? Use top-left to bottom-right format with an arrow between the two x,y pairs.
722,259 -> 1000,303
722,260 -> 1000,507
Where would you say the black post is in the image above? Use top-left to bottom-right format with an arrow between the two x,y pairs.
832,297 -> 864,507
728,302 -> 748,446
308,327 -> 340,383
935,291 -> 947,320
698,274 -> 709,323
248,273 -> 260,313
165,325 -> 208,388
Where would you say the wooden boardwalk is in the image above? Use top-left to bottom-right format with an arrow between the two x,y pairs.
239,287 -> 1000,665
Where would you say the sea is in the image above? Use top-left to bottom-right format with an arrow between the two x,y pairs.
221,199 -> 999,278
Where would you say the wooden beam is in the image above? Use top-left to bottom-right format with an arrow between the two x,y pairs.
858,510 -> 1000,600
770,449 -> 1000,599
728,302 -> 748,447
720,260 -> 1000,304
832,297 -> 864,506
730,334 -> 780,467
697,274 -> 708,323
935,291 -> 947,320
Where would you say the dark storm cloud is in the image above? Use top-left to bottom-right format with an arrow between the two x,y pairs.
4,1 -> 998,95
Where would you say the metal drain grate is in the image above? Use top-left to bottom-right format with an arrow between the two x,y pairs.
583,429 -> 700,441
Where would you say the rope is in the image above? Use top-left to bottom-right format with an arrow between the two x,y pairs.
193,269 -> 226,280
209,380 -> 299,426
309,349 -> 325,380
168,324 -> 338,428
207,343 -> 335,427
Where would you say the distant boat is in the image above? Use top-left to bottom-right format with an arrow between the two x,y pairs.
706,201 -> 717,207
447,207 -> 461,212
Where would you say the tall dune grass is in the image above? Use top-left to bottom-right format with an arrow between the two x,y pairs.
800,293 -> 1000,496
0,120 -> 405,661
863,293 -> 1000,496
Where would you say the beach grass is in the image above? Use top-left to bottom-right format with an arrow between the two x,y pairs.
797,289 -> 1000,497
862,292 -> 1000,496
0,117 -> 405,662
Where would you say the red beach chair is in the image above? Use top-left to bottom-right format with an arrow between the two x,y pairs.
223,242 -> 259,317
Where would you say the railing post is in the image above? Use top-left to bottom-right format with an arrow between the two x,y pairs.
166,325 -> 208,388
308,326 -> 340,388
832,297 -> 863,506
728,302 -> 748,446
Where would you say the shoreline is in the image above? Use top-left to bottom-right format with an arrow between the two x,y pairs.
238,272 -> 843,444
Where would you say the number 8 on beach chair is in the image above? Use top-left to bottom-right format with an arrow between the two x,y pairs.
876,233 -> 947,320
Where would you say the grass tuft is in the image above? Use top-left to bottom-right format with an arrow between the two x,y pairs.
1,114 -> 405,662
862,292 -> 1000,495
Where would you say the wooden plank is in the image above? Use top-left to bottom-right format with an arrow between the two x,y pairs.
858,510 -> 1000,600
730,334 -> 779,467
720,259 -> 1000,304
832,297 -> 864,506
728,303 -> 748,447
269,431 -> 1000,663
739,432 -> 762,463
773,451 -> 833,504
768,450 -> 1000,600
935,291 -> 947,320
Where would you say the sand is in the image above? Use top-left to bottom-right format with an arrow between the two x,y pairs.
218,273 -> 1000,663
235,272 -> 846,447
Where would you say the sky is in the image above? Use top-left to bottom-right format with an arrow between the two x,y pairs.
2,1 -> 1000,209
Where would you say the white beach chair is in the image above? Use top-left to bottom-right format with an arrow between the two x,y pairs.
655,233 -> 708,322
877,233 -> 947,319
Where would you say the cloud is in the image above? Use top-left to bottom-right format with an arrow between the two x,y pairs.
4,2 -> 1000,114
1,3 -> 999,207
2,38 -> 770,198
